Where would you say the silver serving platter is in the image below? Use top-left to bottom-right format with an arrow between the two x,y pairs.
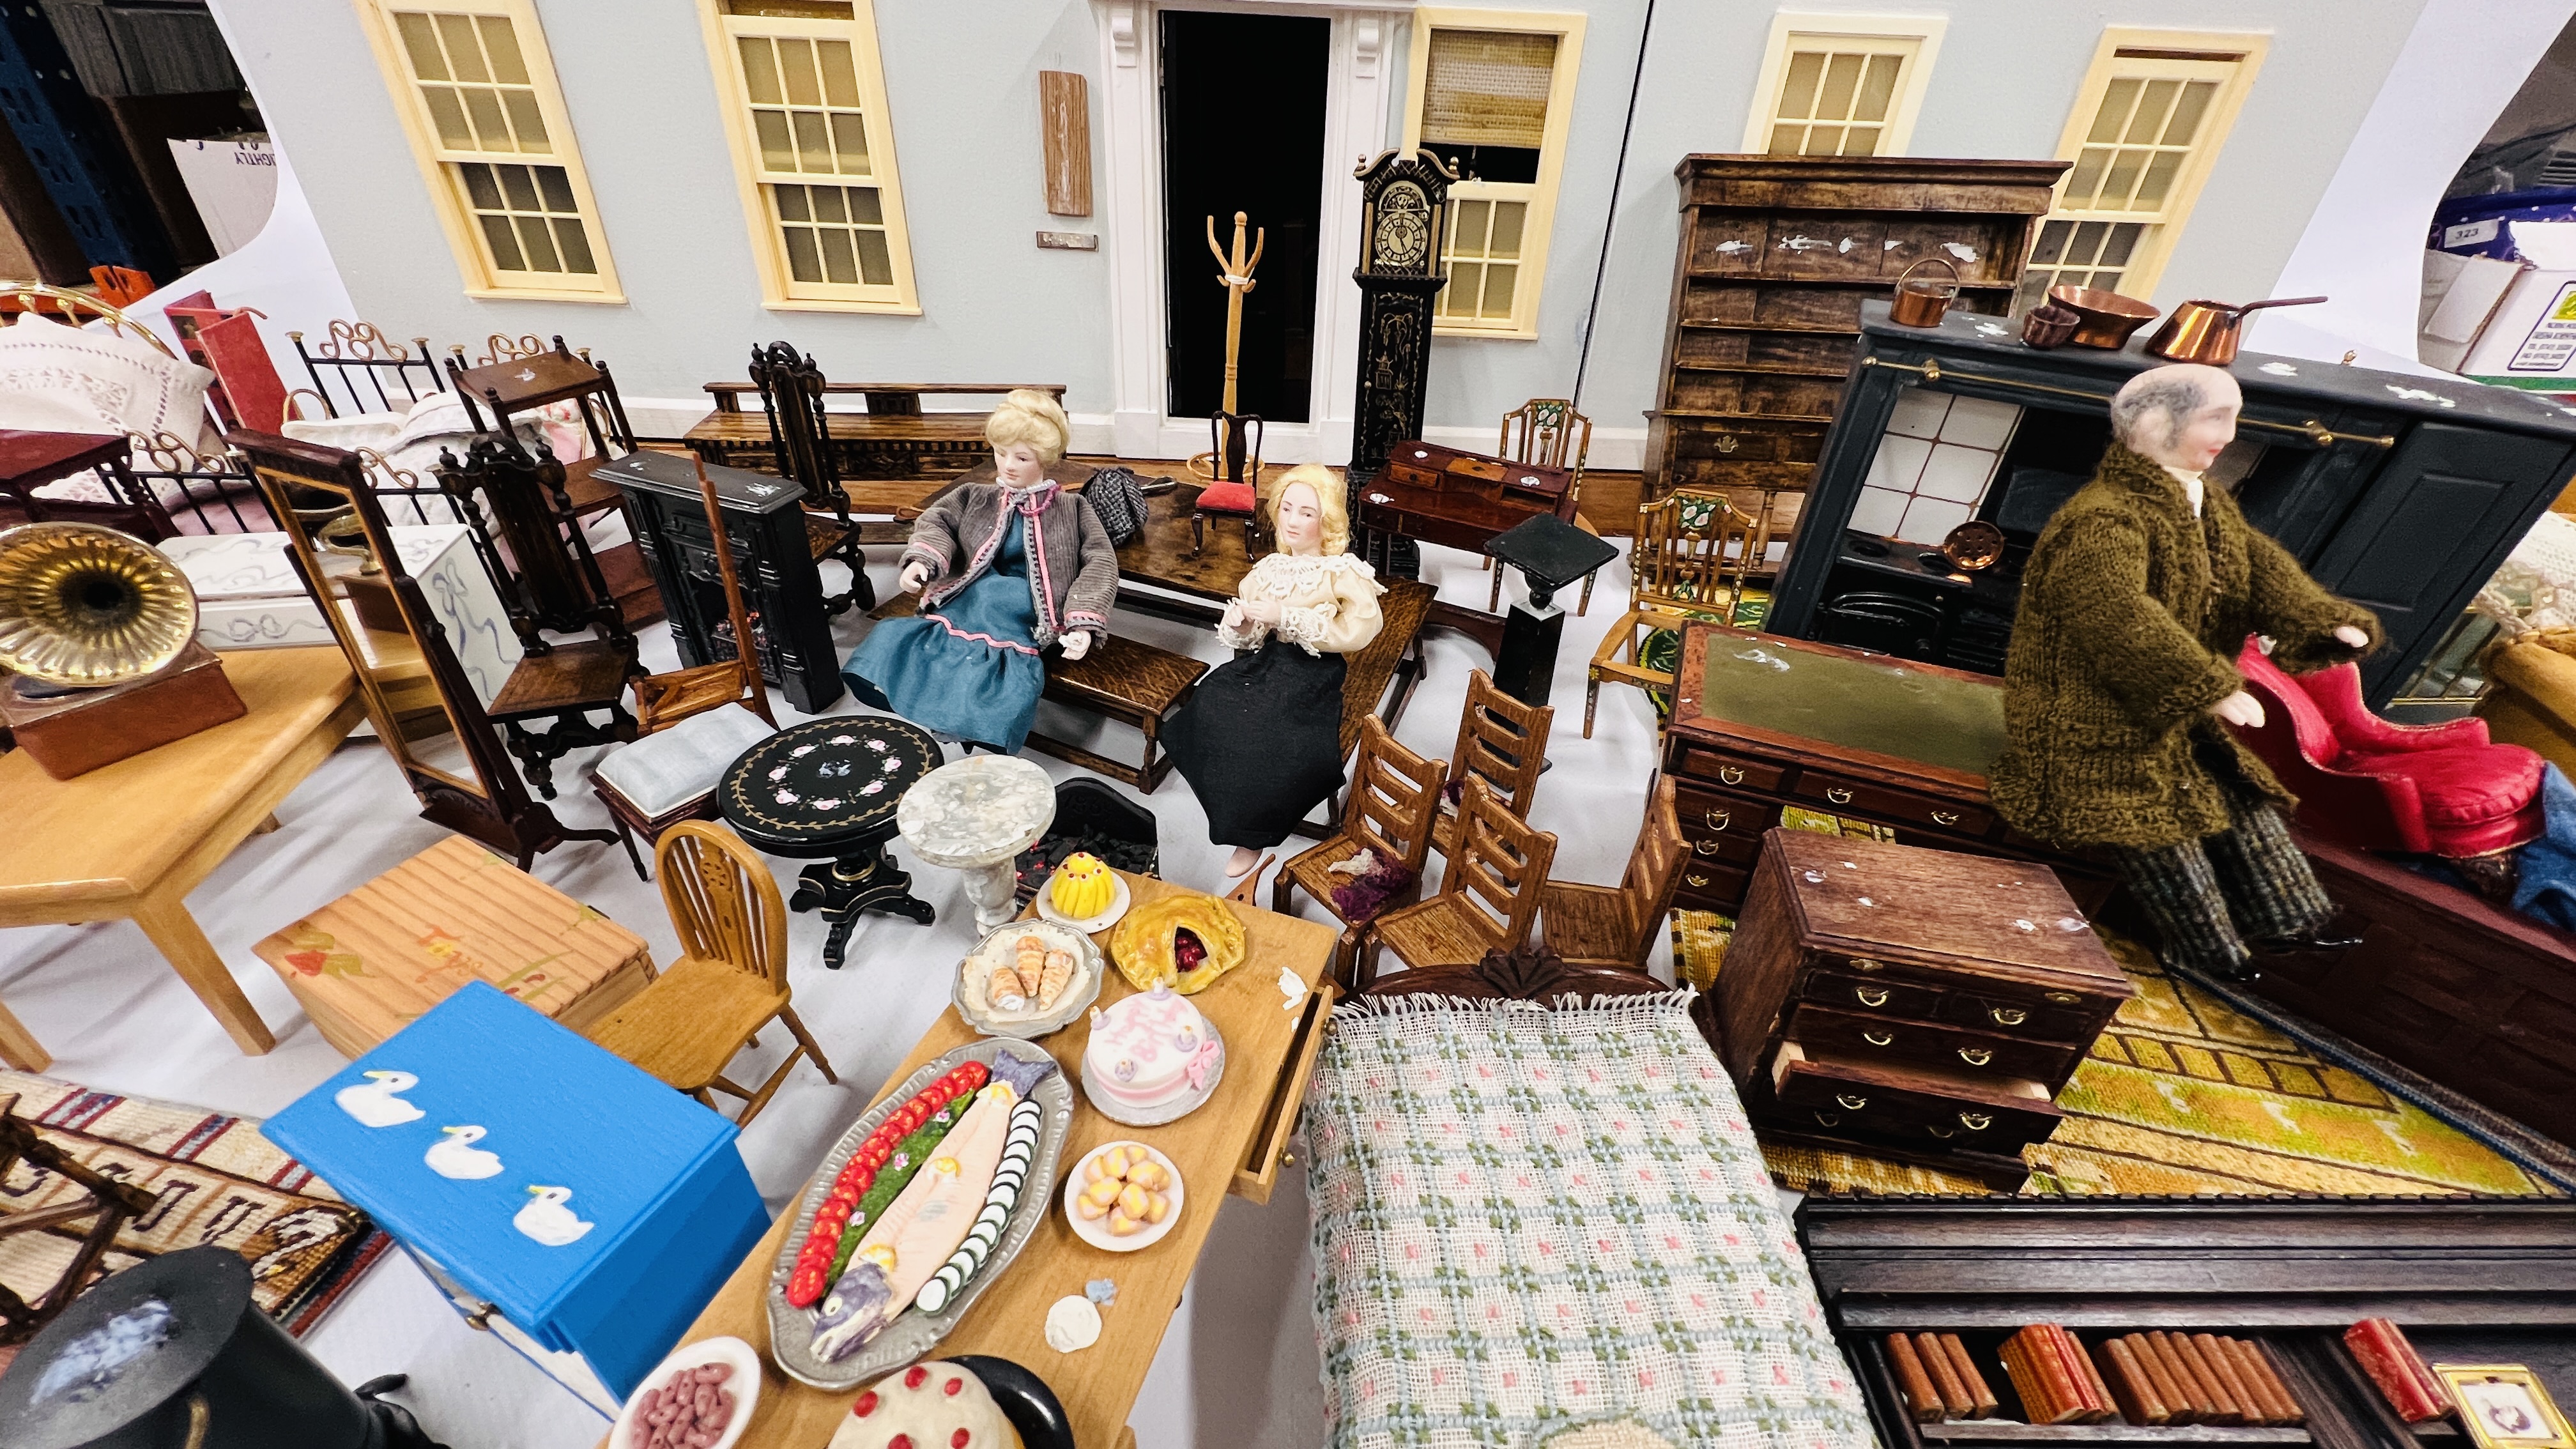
765,1038 -> 1073,1392
950,920 -> 1105,1040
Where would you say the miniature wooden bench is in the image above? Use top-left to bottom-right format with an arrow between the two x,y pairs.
864,593 -> 1207,792
684,382 -> 1068,481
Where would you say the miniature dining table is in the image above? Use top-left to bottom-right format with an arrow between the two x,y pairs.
0,645 -> 363,1064
648,870 -> 1337,1449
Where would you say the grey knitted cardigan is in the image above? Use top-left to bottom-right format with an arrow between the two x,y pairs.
900,481 -> 1120,648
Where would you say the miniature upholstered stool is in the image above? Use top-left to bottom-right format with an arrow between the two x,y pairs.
250,835 -> 656,1057
262,982 -> 765,1414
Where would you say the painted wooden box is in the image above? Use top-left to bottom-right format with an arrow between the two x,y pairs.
262,981 -> 768,1413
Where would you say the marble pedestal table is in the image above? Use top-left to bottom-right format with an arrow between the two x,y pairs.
718,717 -> 940,968
897,755 -> 1057,933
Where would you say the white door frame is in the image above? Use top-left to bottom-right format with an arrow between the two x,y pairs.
1094,0 -> 1407,464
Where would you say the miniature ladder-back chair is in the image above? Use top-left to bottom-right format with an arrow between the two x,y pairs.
590,821 -> 836,1126
1365,776 -> 1558,988
1433,670 -> 1555,861
1539,778 -> 1687,971
1586,488 -> 1771,739
1491,399 -> 1597,614
1273,716 -> 1450,986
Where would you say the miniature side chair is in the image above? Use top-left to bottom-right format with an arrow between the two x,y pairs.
630,457 -> 778,737
1273,716 -> 1449,986
1538,778 -> 1685,971
588,822 -> 836,1124
1585,488 -> 1768,739
1492,398 -> 1597,615
1432,670 -> 1554,861
1365,776 -> 1557,988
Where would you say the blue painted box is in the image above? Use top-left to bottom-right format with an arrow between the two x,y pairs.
264,981 -> 768,1413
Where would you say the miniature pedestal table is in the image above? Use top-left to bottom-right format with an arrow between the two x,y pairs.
897,755 -> 1057,932
719,717 -> 940,968
643,870 -> 1339,1449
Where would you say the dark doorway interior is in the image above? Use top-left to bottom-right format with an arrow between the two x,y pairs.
1160,10 -> 1329,424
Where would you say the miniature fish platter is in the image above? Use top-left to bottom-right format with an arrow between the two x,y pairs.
766,1039 -> 1074,1392
953,920 -> 1103,1039
610,1336 -> 760,1449
1060,1142 -> 1184,1253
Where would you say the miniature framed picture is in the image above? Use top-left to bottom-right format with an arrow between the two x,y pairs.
2435,1365 -> 2576,1449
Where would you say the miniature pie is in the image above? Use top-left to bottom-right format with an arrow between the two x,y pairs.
827,1361 -> 1022,1449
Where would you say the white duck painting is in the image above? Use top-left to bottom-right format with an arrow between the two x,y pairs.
334,1070 -> 424,1128
514,1185 -> 594,1247
424,1125 -> 502,1181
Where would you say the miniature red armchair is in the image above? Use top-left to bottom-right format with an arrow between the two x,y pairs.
2231,637 -> 2545,859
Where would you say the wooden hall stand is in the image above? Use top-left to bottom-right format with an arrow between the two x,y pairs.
647,871 -> 1337,1449
0,647 -> 363,1060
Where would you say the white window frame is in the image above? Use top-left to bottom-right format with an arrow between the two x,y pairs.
696,0 -> 920,314
350,0 -> 622,302
2024,28 -> 2269,307
1739,12 -> 1947,157
1401,6 -> 1585,341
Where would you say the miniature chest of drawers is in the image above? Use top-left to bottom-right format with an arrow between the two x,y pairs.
262,981 -> 767,1414
1661,623 -> 2118,914
1711,829 -> 2132,1188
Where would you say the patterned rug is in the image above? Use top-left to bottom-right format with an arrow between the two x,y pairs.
0,1071 -> 390,1333
1674,894 -> 2562,1199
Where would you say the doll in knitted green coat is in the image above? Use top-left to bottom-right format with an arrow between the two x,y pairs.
1991,363 -> 2379,981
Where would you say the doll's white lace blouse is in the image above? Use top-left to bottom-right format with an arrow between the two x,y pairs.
1215,552 -> 1386,656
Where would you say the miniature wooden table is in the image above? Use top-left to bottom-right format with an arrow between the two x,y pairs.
0,646 -> 364,1063
655,871 -> 1337,1449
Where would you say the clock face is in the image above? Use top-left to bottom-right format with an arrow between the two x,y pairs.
1374,183 -> 1432,270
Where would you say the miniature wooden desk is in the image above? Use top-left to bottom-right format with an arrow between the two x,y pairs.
656,871 -> 1336,1449
0,647 -> 362,1063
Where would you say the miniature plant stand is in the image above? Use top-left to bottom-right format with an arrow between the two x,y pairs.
898,755 -> 1058,933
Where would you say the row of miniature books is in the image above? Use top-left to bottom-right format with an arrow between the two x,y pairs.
1886,1326 -> 2305,1427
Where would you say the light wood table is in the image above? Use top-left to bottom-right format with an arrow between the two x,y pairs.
656,871 -> 1337,1449
0,647 -> 364,1064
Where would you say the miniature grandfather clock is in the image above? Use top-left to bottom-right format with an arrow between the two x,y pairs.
1349,149 -> 1457,576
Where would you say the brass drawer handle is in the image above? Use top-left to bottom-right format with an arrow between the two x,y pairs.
1959,1112 -> 1992,1131
1715,434 -> 1741,454
1686,874 -> 1710,888
1694,839 -> 1726,856
1931,810 -> 1960,826
1855,987 -> 1890,1008
1718,765 -> 1745,786
1851,958 -> 1885,973
1989,1007 -> 2027,1026
2044,991 -> 2080,1004
1836,1093 -> 1869,1110
1926,1124 -> 1956,1139
1958,1047 -> 1993,1067
1705,808 -> 1732,831
1862,1031 -> 1894,1046
1813,1110 -> 1840,1127
1825,786 -> 1854,805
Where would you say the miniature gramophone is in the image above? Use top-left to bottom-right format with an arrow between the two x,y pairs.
0,523 -> 245,779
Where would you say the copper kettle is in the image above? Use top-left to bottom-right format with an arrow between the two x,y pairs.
2145,295 -> 2327,365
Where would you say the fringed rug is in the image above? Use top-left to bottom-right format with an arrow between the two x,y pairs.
0,1071 -> 390,1334
1671,923 -> 2564,1199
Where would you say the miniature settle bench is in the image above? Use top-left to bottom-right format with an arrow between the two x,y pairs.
683,382 -> 1070,482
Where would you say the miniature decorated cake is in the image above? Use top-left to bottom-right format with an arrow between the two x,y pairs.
1083,984 -> 1223,1118
827,1360 -> 1022,1449
1048,852 -> 1116,919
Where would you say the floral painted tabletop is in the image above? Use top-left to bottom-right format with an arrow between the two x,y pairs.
718,717 -> 942,853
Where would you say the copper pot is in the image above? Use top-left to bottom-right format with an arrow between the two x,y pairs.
2045,286 -> 2161,349
1889,257 -> 1959,328
2144,295 -> 2328,365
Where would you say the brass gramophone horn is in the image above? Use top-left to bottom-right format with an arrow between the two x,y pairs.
0,523 -> 199,688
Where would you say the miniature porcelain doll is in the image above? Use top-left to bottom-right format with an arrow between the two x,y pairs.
1165,464 -> 1386,877
1990,363 -> 2377,981
844,391 -> 1118,752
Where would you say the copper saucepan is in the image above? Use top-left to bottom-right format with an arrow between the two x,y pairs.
2145,295 -> 2328,365
2044,286 -> 2161,349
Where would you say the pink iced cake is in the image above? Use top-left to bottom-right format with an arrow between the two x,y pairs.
1084,983 -> 1224,1117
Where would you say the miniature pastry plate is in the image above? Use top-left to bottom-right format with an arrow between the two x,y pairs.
1061,1141 -> 1184,1253
952,920 -> 1104,1040
1078,1023 -> 1225,1128
1034,870 -> 1131,932
609,1335 -> 760,1449
764,1038 -> 1073,1393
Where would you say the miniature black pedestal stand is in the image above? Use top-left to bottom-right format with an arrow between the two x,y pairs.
719,717 -> 941,969
1487,512 -> 1618,708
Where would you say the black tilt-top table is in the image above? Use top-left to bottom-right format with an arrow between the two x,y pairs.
719,717 -> 940,967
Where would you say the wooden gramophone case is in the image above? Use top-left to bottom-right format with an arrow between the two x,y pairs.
0,641 -> 245,779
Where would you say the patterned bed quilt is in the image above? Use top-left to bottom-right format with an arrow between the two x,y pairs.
1305,989 -> 1876,1449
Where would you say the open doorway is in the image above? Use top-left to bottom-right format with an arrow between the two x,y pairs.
1159,10 -> 1329,425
